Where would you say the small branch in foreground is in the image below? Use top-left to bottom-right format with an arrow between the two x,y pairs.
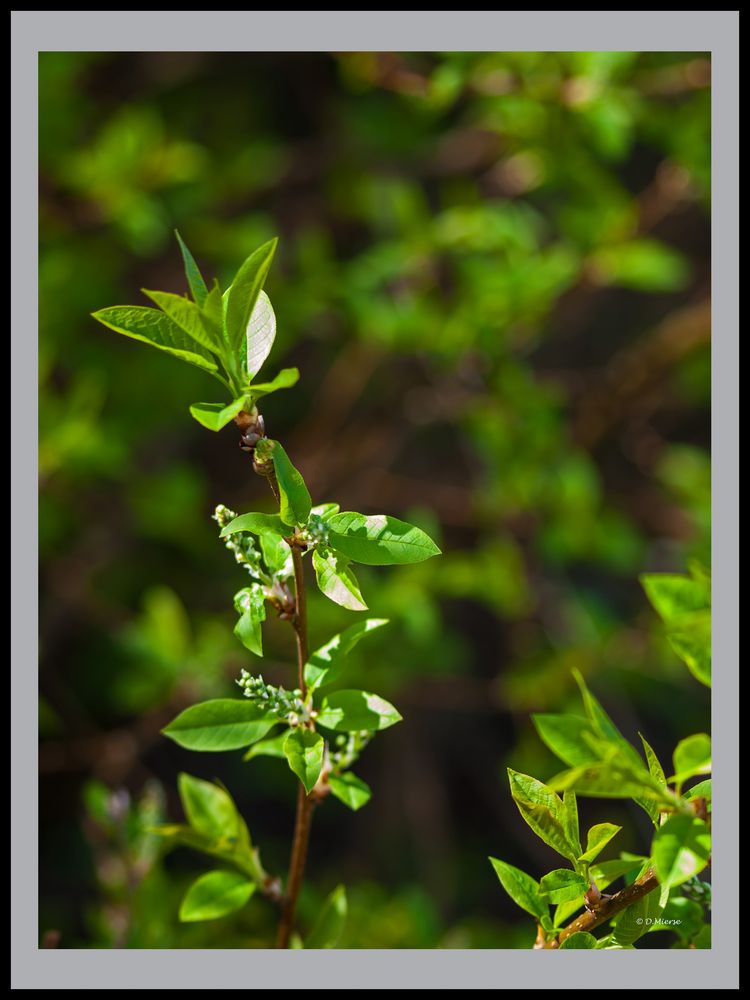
545,867 -> 660,948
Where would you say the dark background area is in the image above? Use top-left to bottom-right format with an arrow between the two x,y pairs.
39,51 -> 710,948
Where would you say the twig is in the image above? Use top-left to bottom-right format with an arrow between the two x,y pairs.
543,866 -> 660,948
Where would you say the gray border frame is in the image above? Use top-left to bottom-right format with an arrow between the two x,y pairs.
13,10 -> 738,990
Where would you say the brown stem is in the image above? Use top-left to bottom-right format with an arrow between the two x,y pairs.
291,545 -> 308,691
277,784 -> 316,948
544,866 -> 661,948
276,545 -> 315,948
247,422 -> 316,948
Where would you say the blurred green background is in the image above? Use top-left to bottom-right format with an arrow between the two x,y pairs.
38,51 -> 710,949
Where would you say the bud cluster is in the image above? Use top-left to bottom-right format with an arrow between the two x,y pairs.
330,730 -> 372,771
213,504 -> 269,583
300,513 -> 330,547
681,876 -> 712,909
236,670 -> 311,726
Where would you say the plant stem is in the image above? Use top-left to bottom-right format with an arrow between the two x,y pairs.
276,543 -> 314,949
248,424 -> 315,948
544,866 -> 660,948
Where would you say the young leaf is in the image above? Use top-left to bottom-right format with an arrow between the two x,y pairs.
311,502 -> 340,520
190,397 -> 248,432
203,281 -> 224,331
562,790 -> 581,858
539,869 -> 589,904
283,729 -> 324,793
265,440 -> 312,527
640,734 -> 667,787
260,533 -> 292,577
531,714 -> 600,768
327,512 -> 441,566
177,773 -> 242,842
611,891 -> 664,947
328,772 -> 372,811
670,733 -> 711,786
668,613 -> 711,687
175,229 -> 209,307
221,512 -> 287,538
234,585 -> 267,656
652,816 -> 711,889
225,238 -> 277,359
92,306 -> 220,376
142,288 -> 221,353
640,572 -> 710,624
304,618 -> 389,692
242,730 -> 290,762
163,699 -> 277,751
559,932 -> 598,949
313,548 -> 368,612
489,858 -> 549,926
579,823 -> 621,864
245,290 -> 276,380
316,690 -> 402,733
305,885 -> 347,949
249,367 -> 300,399
553,857 -> 644,927
684,779 -> 712,805
507,769 -> 579,863
179,870 -> 255,922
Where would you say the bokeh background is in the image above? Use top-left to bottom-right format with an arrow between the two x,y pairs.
39,51 -> 710,949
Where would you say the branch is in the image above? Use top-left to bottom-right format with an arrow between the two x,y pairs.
543,866 -> 660,948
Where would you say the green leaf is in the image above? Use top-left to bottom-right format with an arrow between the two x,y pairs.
179,870 -> 255,922
304,618 -> 389,692
559,932 -> 598,949
203,281 -> 224,331
177,773 -> 242,842
640,572 -> 710,624
242,730 -> 290,762
260,533 -> 292,577
305,885 -> 347,949
532,714 -> 600,767
562,790 -> 581,858
142,288 -> 221,353
539,869 -> 589,904
611,891 -> 664,946
553,857 -> 644,927
248,367 -> 300,399
175,230 -> 209,307
190,397 -> 248,432
267,440 -> 312,527
670,733 -> 711,786
579,823 -> 621,864
225,239 -> 277,359
640,734 -> 667,787
316,690 -> 402,733
221,512 -> 287,538
653,816 -> 711,889
327,512 -> 441,566
651,896 -> 705,942
684,779 -> 711,805
283,729 -> 324,793
311,503 -> 340,520
163,700 -> 277,751
668,613 -> 711,687
507,769 -> 579,863
328,772 -> 372,811
234,585 -> 267,656
92,305 -> 219,376
313,548 -> 368,612
245,290 -> 276,379
489,858 -> 549,925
